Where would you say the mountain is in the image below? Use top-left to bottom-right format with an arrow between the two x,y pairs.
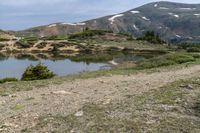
18,1 -> 200,43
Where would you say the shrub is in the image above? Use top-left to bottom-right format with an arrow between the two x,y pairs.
166,52 -> 195,64
16,40 -> 32,48
21,64 -> 55,81
0,43 -> 5,50
0,38 -> 10,42
68,29 -> 113,39
137,52 -> 195,69
16,37 -> 38,48
137,31 -> 165,44
0,77 -> 18,84
36,42 -> 47,49
41,36 -> 67,40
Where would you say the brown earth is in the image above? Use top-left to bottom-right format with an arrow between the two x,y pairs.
0,64 -> 200,132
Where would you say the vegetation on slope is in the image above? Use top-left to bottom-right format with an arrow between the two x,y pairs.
0,78 -> 18,84
68,28 -> 113,39
137,31 -> 166,44
177,43 -> 200,52
137,52 -> 197,69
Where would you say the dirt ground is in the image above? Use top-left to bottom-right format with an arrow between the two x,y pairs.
1,65 -> 200,132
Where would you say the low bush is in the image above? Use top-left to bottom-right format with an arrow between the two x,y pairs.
137,31 -> 165,44
68,29 -> 113,39
137,52 -> 195,69
0,38 -> 10,41
16,40 -> 32,48
16,37 -> 38,48
0,77 -> 18,84
21,64 -> 55,81
41,36 -> 68,40
36,42 -> 47,49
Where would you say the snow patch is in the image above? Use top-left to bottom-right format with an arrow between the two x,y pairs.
159,7 -> 169,10
76,22 -> 86,25
108,14 -> 124,24
131,10 -> 140,14
174,14 -> 179,18
133,24 -> 139,31
109,60 -> 118,66
142,16 -> 150,21
61,22 -> 85,26
194,14 -> 200,16
48,24 -> 57,27
175,34 -> 181,38
178,8 -> 196,10
61,23 -> 76,26
154,4 -> 158,7
168,13 -> 179,18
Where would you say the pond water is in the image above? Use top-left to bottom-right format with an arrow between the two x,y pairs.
0,57 -> 108,79
0,52 -> 163,79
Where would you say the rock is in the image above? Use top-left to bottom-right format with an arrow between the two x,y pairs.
175,98 -> 182,103
103,99 -> 111,105
74,111 -> 83,117
99,80 -> 105,83
186,84 -> 194,90
51,90 -> 72,95
146,83 -> 150,86
70,129 -> 75,133
9,94 -> 17,98
180,84 -> 193,90
1,122 -> 18,128
0,100 -> 5,105
146,120 -> 156,124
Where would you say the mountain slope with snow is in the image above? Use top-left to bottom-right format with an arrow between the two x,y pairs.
18,1 -> 200,43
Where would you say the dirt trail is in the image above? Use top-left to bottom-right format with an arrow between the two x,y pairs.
1,65 -> 200,132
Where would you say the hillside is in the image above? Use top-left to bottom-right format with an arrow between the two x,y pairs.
0,30 -> 16,41
18,1 -> 200,43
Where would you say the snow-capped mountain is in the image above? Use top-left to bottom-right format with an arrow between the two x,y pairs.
18,1 -> 200,43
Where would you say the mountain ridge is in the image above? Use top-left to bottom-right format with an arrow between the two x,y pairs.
17,1 -> 200,43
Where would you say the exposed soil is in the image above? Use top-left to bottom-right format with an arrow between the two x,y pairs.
0,65 -> 200,132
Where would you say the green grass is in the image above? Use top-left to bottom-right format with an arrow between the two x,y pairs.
0,77 -> 18,84
0,38 -> 10,41
11,104 -> 24,111
41,35 -> 68,40
137,52 -> 197,69
68,29 -> 113,40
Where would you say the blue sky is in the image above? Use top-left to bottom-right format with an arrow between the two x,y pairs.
0,0 -> 199,30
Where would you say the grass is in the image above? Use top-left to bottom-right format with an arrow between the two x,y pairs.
0,52 -> 200,96
23,76 -> 200,132
11,104 -> 24,111
68,29 -> 113,40
0,77 -> 18,84
41,35 -> 68,40
0,38 -> 10,42
136,52 -> 197,69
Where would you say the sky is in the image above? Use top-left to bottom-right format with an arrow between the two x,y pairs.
0,0 -> 199,30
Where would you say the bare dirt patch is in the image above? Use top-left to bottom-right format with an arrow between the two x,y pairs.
1,65 -> 200,132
